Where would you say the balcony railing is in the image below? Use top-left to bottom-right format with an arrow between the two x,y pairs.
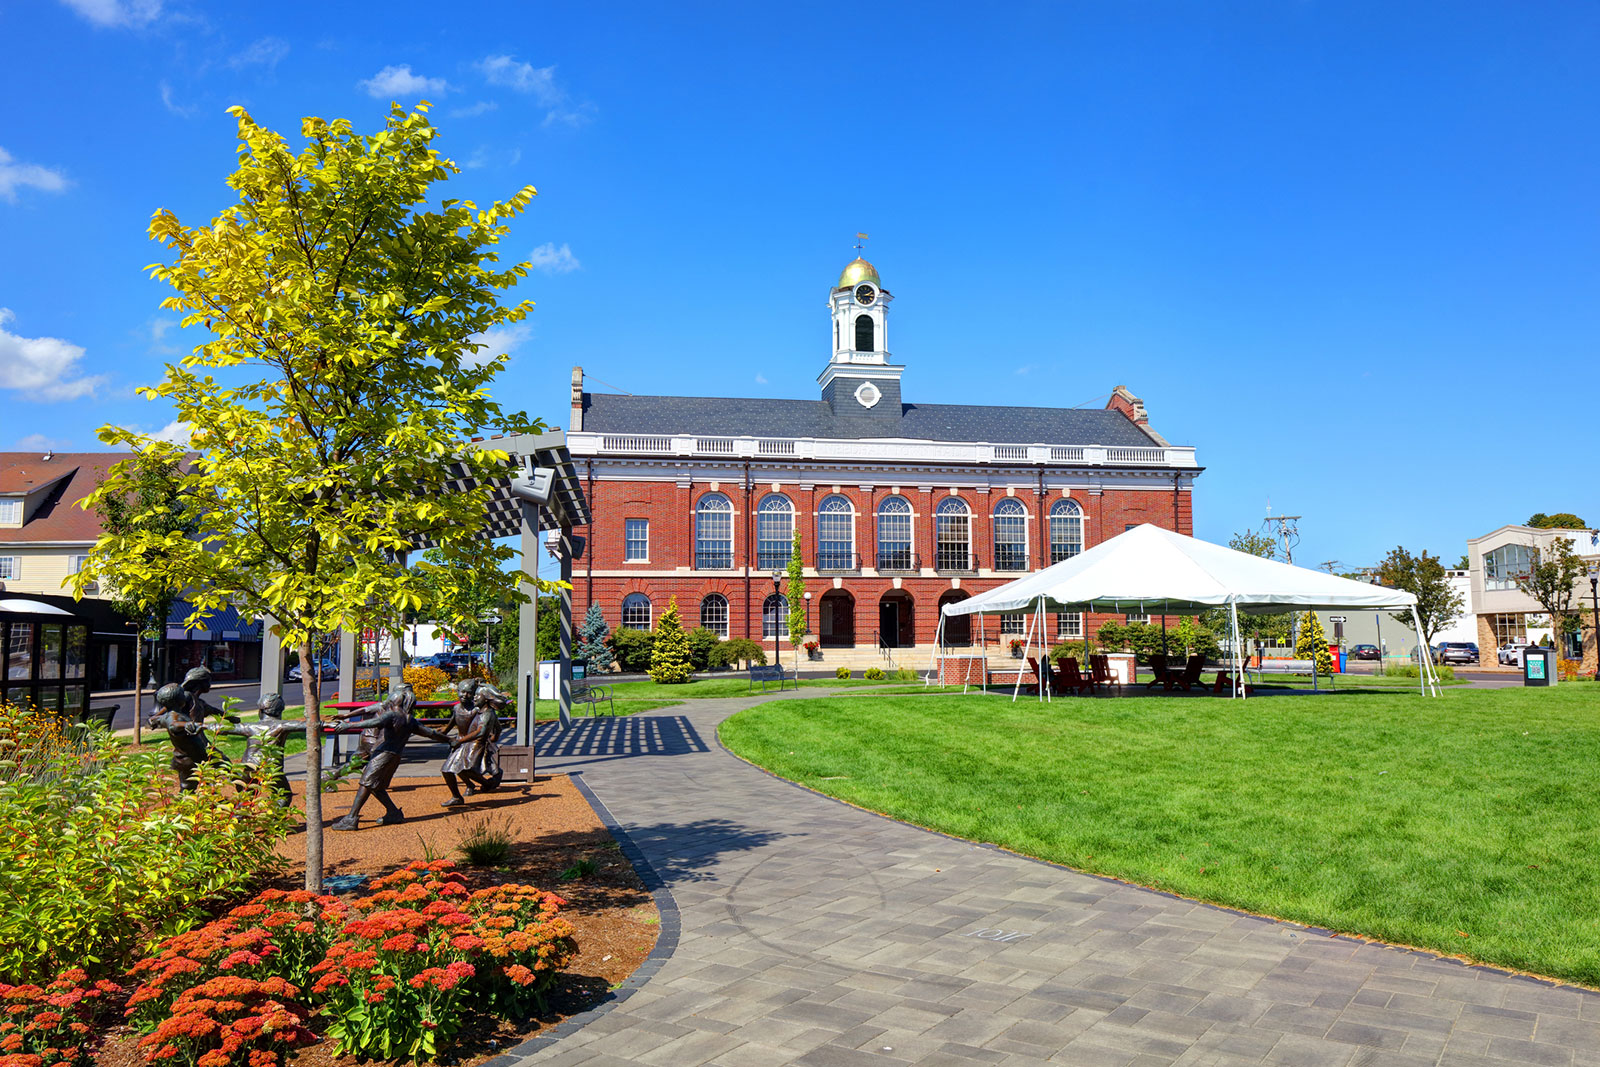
573,433 -> 1198,468
875,551 -> 920,573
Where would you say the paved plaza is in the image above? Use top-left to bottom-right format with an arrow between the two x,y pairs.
506,693 -> 1600,1067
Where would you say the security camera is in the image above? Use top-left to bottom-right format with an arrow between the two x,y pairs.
509,459 -> 555,506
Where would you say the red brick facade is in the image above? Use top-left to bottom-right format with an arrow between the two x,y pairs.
568,472 -> 1194,651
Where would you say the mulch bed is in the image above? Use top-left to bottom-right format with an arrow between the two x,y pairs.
92,774 -> 659,1067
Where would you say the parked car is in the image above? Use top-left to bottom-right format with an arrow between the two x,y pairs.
410,652 -> 451,671
411,650 -> 488,677
1348,644 -> 1380,661
1498,641 -> 1529,666
285,657 -> 339,681
1434,642 -> 1479,666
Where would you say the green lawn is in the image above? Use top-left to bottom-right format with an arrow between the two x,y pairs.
605,675 -> 920,700
720,686 -> 1600,986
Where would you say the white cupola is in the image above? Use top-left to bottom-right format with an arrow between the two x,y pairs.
820,255 -> 904,419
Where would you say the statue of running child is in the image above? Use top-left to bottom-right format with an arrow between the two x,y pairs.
202,692 -> 306,807
329,684 -> 453,830
439,678 -> 510,806
147,681 -> 231,793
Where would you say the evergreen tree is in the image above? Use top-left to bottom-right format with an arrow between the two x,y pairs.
786,528 -> 807,648
1296,611 -> 1333,675
649,597 -> 694,684
576,602 -> 614,673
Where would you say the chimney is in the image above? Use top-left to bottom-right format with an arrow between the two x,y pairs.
1106,385 -> 1169,445
570,367 -> 584,432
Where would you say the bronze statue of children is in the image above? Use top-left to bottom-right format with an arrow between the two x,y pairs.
147,682 -> 230,793
204,693 -> 306,807
179,666 -> 231,725
330,684 -> 452,830
439,679 -> 510,806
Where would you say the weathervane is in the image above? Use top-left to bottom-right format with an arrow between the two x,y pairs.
855,231 -> 869,255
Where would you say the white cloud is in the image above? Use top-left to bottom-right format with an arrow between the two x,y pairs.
229,36 -> 289,71
0,148 -> 69,204
58,0 -> 161,28
543,102 -> 597,129
358,64 -> 449,100
146,318 -> 181,356
150,420 -> 191,446
754,374 -> 768,384
1014,363 -> 1037,376
528,242 -> 580,274
0,309 -> 107,401
449,100 -> 497,119
159,81 -> 196,117
463,323 -> 533,368
14,433 -> 72,452
477,56 -> 561,104
478,56 -> 594,127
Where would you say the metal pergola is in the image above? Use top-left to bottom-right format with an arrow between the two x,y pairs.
257,430 -> 590,747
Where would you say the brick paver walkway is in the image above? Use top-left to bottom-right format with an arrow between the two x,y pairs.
520,695 -> 1600,1067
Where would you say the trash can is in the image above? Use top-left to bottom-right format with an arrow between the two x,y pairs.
1523,647 -> 1558,687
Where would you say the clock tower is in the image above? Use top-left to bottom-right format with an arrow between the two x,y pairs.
820,255 -> 904,421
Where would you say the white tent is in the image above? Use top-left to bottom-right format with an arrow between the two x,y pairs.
937,524 -> 1440,698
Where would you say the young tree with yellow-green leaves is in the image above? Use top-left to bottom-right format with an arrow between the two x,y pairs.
73,102 -> 556,891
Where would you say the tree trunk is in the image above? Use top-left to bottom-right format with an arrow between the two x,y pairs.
133,636 -> 143,746
298,637 -> 324,892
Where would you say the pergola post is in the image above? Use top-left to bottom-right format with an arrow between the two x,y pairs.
517,497 -> 540,745
337,628 -> 357,704
558,526 -> 575,725
389,551 -> 407,693
259,615 -> 283,704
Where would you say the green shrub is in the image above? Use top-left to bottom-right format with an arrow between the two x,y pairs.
864,667 -> 886,680
0,702 -> 291,982
558,857 -> 598,882
1382,663 -> 1455,681
649,599 -> 694,684
894,668 -> 918,683
609,626 -> 656,672
711,637 -> 766,669
458,815 -> 514,867
835,667 -> 851,680
686,627 -> 722,671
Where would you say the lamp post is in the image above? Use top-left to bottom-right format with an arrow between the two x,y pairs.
770,574 -> 783,675
804,591 -> 812,644
1588,564 -> 1599,681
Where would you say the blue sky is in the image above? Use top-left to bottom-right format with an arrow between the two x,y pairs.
2,0 -> 1597,569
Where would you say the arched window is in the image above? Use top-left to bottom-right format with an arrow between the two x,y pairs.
935,497 -> 970,571
854,313 -> 874,351
817,495 -> 855,570
695,493 -> 733,569
1050,499 -> 1083,564
621,594 -> 652,630
699,594 -> 729,637
756,494 -> 793,570
993,498 -> 1028,571
762,593 -> 788,638
876,496 -> 913,570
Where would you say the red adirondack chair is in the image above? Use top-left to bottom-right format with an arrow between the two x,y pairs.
1058,656 -> 1097,695
1168,653 -> 1205,691
1089,654 -> 1121,694
1145,653 -> 1169,689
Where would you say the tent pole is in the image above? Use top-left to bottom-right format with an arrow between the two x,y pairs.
1230,601 -> 1245,700
1410,606 -> 1437,696
929,613 -> 943,688
1012,602 -> 1036,704
978,610 -> 986,694
1040,598 -> 1051,703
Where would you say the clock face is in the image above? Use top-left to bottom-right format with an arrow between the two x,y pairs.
854,283 -> 876,306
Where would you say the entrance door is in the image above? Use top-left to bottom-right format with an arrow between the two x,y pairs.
880,601 -> 899,648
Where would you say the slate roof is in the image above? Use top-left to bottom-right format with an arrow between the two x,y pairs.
581,394 -> 1162,446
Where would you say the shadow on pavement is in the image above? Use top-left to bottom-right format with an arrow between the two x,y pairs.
605,817 -> 789,884
536,715 -> 710,767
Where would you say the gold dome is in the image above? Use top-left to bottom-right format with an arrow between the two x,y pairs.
837,257 -> 881,289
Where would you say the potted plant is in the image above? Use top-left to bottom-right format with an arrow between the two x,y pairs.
1009,638 -> 1025,658
804,640 -> 821,661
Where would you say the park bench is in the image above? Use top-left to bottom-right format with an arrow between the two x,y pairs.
572,679 -> 615,716
748,664 -> 795,694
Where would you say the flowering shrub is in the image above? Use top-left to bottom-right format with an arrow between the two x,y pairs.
0,968 -> 122,1067
125,892 -> 348,1030
137,976 -> 316,1067
864,667 -> 885,680
402,667 -> 451,700
0,700 -> 292,983
126,861 -> 577,1065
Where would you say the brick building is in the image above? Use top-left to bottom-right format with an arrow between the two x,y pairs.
564,256 -> 1203,669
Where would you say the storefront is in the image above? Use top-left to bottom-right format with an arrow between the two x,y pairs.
165,602 -> 263,683
1,597 -> 94,716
